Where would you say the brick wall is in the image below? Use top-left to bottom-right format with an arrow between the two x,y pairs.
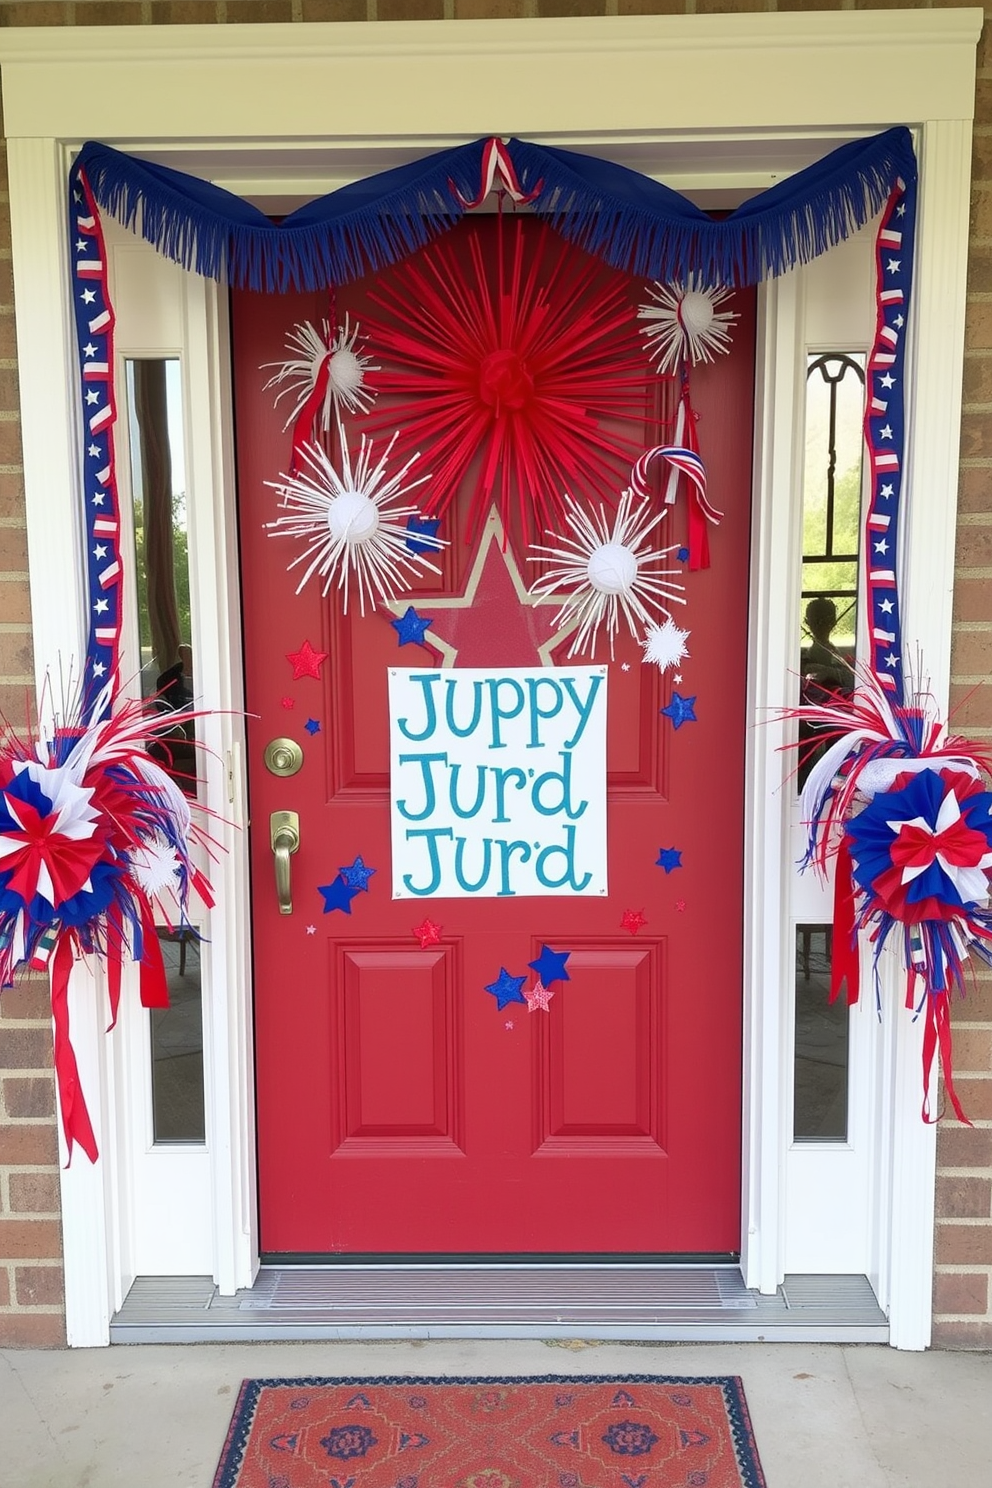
0,0 -> 989,1348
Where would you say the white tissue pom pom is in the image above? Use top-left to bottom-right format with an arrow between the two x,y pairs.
262,314 -> 379,429
266,422 -> 447,616
528,490 -> 685,660
637,277 -> 738,375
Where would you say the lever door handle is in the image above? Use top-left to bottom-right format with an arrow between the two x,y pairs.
269,810 -> 300,915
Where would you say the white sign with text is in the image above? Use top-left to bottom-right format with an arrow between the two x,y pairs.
388,667 -> 608,899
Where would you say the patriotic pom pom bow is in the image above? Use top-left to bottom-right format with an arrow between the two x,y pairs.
0,684 -> 216,1162
790,668 -> 992,1123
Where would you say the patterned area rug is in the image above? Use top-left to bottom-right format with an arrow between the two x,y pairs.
212,1373 -> 767,1488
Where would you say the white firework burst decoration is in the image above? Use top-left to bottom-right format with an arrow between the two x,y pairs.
641,616 -> 691,673
637,277 -> 738,376
528,491 -> 685,660
262,314 -> 379,430
265,425 -> 445,616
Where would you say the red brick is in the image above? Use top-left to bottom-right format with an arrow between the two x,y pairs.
0,976 -> 50,1022
971,190 -> 992,241
0,523 -> 27,572
936,1223 -> 992,1265
950,1028 -> 992,1073
952,628 -> 992,677
938,1125 -> 992,1170
2,1077 -> 54,1120
0,580 -> 30,625
933,1271 -> 990,1315
0,1312 -> 64,1348
955,466 -> 992,516
377,0 -> 444,15
955,525 -> 992,569
936,1175 -> 992,1220
952,1078 -> 992,1122
952,575 -> 992,622
71,1 -> 145,21
948,682 -> 992,729
0,1219 -> 61,1259
968,244 -> 992,297
13,1264 -> 63,1307
150,1 -> 223,20
960,412 -> 992,459
696,0 -> 764,10
973,133 -> 992,185
775,0 -> 844,8
964,355 -> 992,405
0,1124 -> 58,1165
0,4 -> 69,24
0,1267 -> 9,1306
0,1026 -> 53,1070
0,315 -> 17,363
0,684 -> 35,726
226,0 -> 294,19
0,629 -> 33,678
977,80 -> 992,131
932,1318 -> 992,1349
8,1171 -> 60,1215
456,0 -> 529,14
301,0 -> 365,16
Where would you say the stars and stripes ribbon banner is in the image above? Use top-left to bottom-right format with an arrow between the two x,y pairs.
69,163 -> 122,724
864,173 -> 916,705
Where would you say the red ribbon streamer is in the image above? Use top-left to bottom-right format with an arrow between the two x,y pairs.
50,936 -> 98,1165
922,987 -> 969,1125
138,898 -> 170,1009
290,351 -> 332,472
830,835 -> 861,1006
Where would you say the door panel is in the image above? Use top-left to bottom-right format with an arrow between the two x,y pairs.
234,215 -> 753,1256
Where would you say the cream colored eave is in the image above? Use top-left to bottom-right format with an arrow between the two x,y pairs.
0,11 -> 983,145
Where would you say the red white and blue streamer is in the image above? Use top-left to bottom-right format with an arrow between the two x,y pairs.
69,164 -> 122,724
864,174 -> 916,704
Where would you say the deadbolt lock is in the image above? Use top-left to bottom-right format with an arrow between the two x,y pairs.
264,737 -> 304,777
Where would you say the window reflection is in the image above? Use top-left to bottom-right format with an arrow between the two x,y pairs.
126,358 -> 196,795
798,353 -> 865,789
794,924 -> 849,1142
150,930 -> 205,1144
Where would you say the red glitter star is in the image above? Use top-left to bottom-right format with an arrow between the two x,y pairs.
285,640 -> 328,681
675,899 -> 687,913
620,908 -> 648,935
280,695 -> 295,709
412,917 -> 443,948
524,979 -> 555,1012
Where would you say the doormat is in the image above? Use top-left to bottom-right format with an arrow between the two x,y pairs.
212,1373 -> 767,1488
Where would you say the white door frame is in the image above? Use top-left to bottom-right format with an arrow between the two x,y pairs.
0,11 -> 980,1349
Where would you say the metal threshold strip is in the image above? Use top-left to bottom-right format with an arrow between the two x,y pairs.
110,1268 -> 888,1344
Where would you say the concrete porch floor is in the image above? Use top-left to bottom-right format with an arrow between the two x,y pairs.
2,1338 -> 991,1487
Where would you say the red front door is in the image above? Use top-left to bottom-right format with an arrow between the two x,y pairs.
234,220 -> 753,1257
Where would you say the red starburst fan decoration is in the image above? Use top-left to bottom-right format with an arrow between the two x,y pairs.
363,216 -> 659,541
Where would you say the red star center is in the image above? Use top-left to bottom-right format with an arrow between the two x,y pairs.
286,639 -> 328,681
414,508 -> 566,668
412,917 -> 443,948
620,908 -> 648,935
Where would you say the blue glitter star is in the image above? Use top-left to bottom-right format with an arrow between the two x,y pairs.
405,515 -> 442,554
304,717 -> 321,735
656,847 -> 683,873
660,692 -> 697,729
484,968 -> 528,1010
318,875 -> 360,915
391,606 -> 434,647
339,855 -> 376,892
528,944 -> 571,986
677,546 -> 690,562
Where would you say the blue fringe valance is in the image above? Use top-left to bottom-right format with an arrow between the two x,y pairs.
74,127 -> 916,292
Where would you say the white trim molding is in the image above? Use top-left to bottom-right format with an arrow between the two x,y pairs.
0,10 -> 981,1349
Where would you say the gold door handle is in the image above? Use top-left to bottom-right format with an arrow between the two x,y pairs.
269,810 -> 300,915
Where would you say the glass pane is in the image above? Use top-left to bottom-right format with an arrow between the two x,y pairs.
150,930 -> 205,1144
794,925 -> 849,1142
126,357 -> 196,796
798,353 -> 864,791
